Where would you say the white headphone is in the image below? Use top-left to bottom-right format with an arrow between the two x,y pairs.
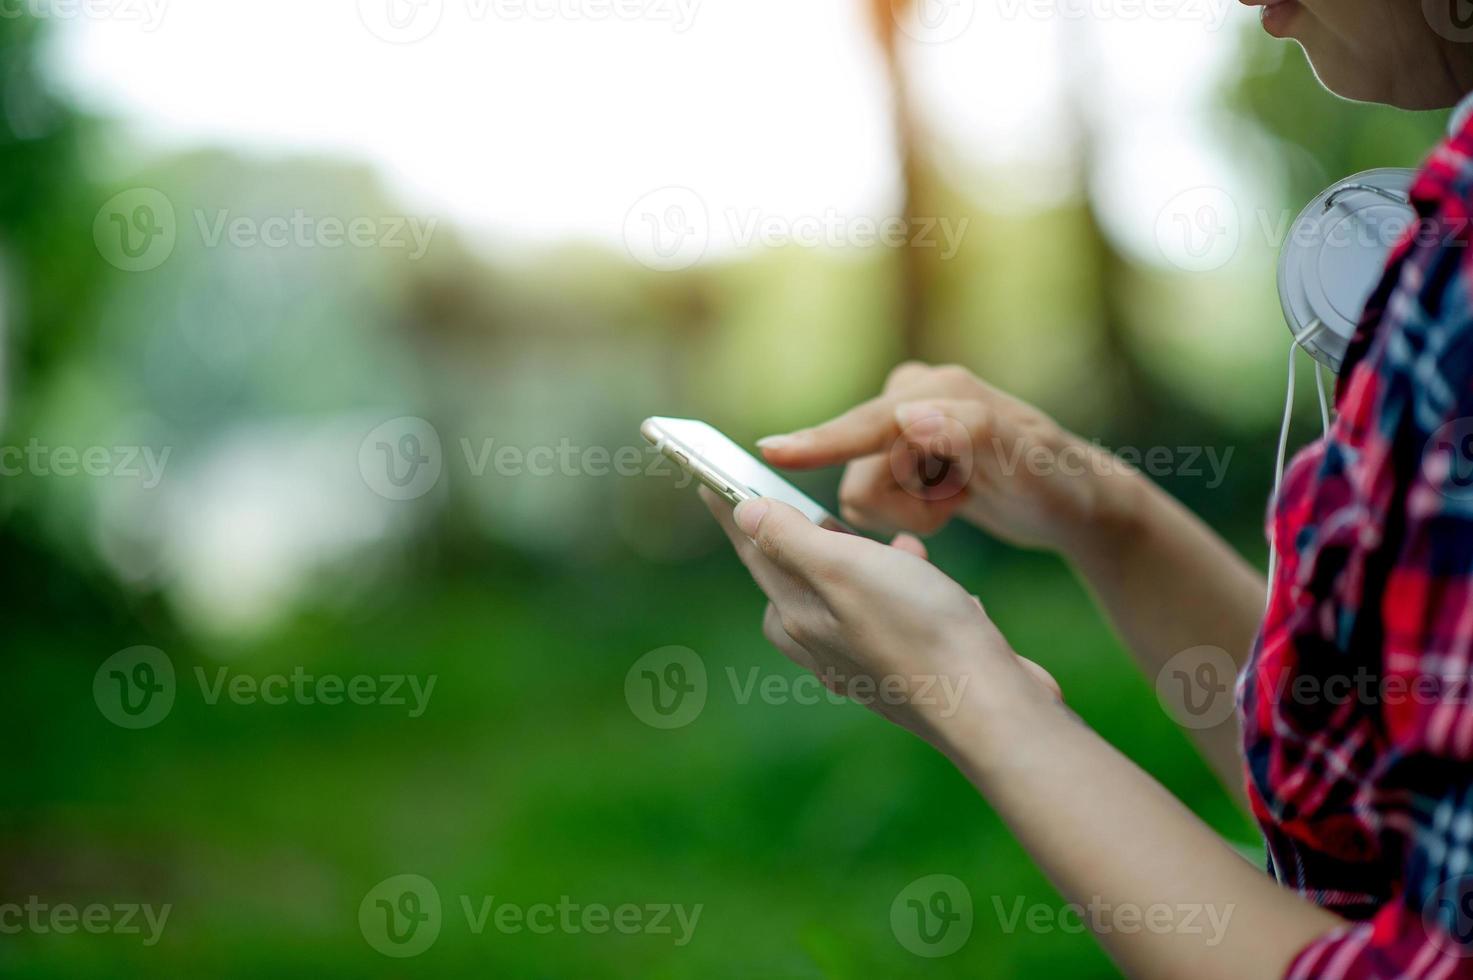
1278,167 -> 1416,373
1266,167 -> 1416,595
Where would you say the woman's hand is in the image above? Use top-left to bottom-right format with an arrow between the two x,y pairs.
753,361 -> 1267,802
755,362 -> 1137,554
701,492 -> 1339,980
701,488 -> 1059,747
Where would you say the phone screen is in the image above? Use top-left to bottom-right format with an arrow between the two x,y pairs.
643,417 -> 844,529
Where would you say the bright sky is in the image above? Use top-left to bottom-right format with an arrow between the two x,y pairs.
46,0 -> 1261,263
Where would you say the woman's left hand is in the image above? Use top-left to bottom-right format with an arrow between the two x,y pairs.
701,488 -> 1060,747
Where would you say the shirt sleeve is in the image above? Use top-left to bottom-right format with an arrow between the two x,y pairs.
1284,270 -> 1473,977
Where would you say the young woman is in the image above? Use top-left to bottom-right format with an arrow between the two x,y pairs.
703,2 -> 1473,975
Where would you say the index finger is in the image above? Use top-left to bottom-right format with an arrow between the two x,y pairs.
756,395 -> 900,470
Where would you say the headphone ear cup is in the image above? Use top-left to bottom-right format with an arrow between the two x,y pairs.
1277,168 -> 1417,374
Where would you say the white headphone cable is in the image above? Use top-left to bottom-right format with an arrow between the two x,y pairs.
1267,338 -> 1299,601
1267,320 -> 1329,605
1314,361 -> 1331,436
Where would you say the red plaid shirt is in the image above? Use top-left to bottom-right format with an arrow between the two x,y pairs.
1240,113 -> 1473,977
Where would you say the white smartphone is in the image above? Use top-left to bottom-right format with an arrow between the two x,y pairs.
641,416 -> 849,531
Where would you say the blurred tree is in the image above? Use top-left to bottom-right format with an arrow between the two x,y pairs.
0,13 -> 95,405
1056,22 -> 1178,435
0,13 -> 130,627
867,0 -> 931,360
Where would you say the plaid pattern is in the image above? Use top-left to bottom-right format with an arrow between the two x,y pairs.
1239,118 -> 1473,977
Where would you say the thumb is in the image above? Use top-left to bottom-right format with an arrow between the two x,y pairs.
734,498 -> 839,574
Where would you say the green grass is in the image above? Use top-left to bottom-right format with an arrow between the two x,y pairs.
1,542 -> 1255,978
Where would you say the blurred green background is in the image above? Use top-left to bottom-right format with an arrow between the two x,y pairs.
0,2 -> 1452,976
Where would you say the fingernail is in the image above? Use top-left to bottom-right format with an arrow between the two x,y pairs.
756,433 -> 798,451
734,499 -> 770,536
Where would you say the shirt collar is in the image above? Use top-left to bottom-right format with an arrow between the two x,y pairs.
1450,91 -> 1473,137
